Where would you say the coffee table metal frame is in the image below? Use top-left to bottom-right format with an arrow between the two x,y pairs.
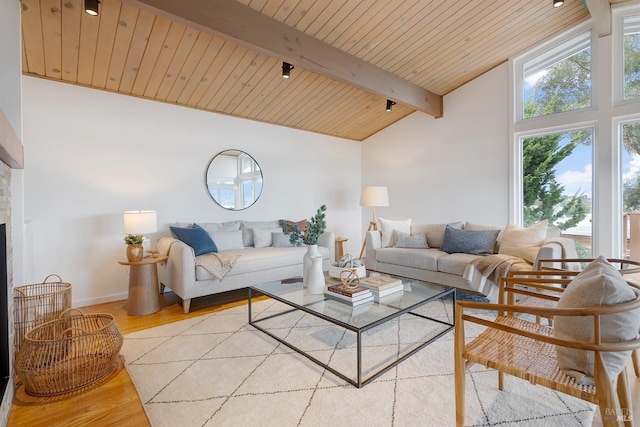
248,278 -> 455,388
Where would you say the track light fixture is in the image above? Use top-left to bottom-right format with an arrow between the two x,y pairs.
386,100 -> 396,112
282,62 -> 294,79
85,0 -> 100,15
553,0 -> 564,7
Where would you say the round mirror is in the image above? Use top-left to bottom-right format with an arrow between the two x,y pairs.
206,150 -> 263,210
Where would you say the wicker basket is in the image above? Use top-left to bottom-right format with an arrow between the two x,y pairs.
13,275 -> 72,356
14,309 -> 123,396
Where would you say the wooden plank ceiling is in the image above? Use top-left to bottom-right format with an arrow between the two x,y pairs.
21,0 -> 596,141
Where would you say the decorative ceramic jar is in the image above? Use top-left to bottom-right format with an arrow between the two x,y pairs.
303,244 -> 321,286
126,244 -> 144,262
306,256 -> 325,294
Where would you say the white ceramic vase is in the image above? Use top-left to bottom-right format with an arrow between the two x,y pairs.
306,256 -> 325,294
303,244 -> 321,286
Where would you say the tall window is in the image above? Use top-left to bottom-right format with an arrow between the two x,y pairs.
522,129 -> 593,257
522,31 -> 591,119
623,14 -> 640,100
622,119 -> 640,258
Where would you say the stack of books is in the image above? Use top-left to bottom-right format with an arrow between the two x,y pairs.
325,284 -> 374,306
359,275 -> 404,302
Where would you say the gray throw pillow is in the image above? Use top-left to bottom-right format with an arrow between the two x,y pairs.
554,256 -> 640,385
252,227 -> 282,248
395,232 -> 428,249
209,230 -> 244,251
240,220 -> 280,246
272,232 -> 295,247
440,225 -> 500,255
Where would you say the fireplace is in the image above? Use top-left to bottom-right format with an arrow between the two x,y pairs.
0,224 -> 7,400
0,105 -> 21,422
0,224 -> 11,401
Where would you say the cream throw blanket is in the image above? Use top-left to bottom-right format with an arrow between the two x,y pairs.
195,253 -> 241,280
157,237 -> 240,280
463,237 -> 581,295
463,254 -> 530,296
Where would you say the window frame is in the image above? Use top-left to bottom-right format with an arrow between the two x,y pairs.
515,22 -> 596,125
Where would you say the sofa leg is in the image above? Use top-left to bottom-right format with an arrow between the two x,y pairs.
182,299 -> 191,314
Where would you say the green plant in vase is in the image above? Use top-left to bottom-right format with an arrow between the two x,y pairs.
280,205 -> 328,293
124,234 -> 145,262
279,204 -> 327,245
124,234 -> 144,245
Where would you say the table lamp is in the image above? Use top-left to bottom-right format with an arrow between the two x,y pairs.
359,186 -> 389,259
123,210 -> 157,254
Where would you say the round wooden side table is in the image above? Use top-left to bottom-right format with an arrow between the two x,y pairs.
118,255 -> 168,316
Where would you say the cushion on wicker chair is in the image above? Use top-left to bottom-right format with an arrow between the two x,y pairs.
554,256 -> 640,385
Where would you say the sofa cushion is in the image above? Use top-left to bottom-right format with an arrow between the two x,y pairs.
395,232 -> 428,249
411,222 -> 463,248
195,246 -> 328,281
210,230 -> 244,251
170,224 -> 218,256
252,227 -> 282,248
554,256 -> 640,384
499,221 -> 548,262
282,219 -> 307,233
375,247 -> 444,271
195,221 -> 241,233
464,222 -> 503,253
272,232 -> 295,247
379,217 -> 411,247
241,220 -> 280,246
438,252 -> 482,275
440,225 -> 500,255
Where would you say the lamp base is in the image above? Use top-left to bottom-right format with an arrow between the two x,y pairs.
359,221 -> 379,259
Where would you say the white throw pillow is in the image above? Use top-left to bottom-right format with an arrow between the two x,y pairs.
554,256 -> 640,385
379,217 -> 411,248
252,227 -> 282,248
209,230 -> 244,251
498,220 -> 548,261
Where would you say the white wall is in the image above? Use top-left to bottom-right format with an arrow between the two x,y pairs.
0,0 -> 21,131
0,0 -> 25,290
22,77 -> 363,306
361,63 -> 510,230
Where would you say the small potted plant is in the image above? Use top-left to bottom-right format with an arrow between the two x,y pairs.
124,234 -> 144,262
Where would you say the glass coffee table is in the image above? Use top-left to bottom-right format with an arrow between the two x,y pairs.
248,274 -> 455,388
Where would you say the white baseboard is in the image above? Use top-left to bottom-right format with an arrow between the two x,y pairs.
74,292 -> 128,309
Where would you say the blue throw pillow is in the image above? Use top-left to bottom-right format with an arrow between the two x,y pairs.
440,225 -> 499,255
170,223 -> 218,256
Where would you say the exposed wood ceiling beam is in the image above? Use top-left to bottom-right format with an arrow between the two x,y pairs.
584,0 -> 611,37
120,0 -> 443,118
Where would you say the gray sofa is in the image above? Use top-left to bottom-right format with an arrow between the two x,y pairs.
364,221 -> 577,301
157,220 -> 335,313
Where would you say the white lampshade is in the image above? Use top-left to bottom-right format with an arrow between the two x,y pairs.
360,186 -> 389,207
123,210 -> 157,235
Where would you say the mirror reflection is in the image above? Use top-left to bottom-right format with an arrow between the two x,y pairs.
206,150 -> 263,210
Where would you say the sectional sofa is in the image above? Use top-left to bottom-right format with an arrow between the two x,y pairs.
157,220 -> 335,313
364,219 -> 578,301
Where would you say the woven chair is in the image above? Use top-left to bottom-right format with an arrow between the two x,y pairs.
516,258 -> 640,378
454,275 -> 640,427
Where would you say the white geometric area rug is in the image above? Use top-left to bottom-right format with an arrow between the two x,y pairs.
121,298 -> 595,427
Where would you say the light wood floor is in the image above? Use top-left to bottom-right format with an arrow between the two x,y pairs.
6,291 -> 640,427
7,290 -> 255,427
